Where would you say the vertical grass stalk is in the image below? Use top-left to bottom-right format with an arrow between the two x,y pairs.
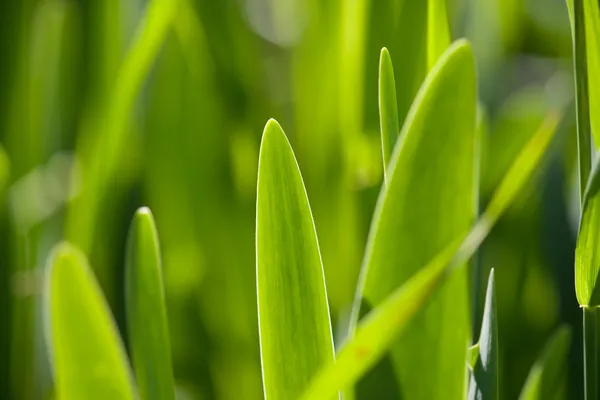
573,0 -> 596,397
584,306 -> 598,399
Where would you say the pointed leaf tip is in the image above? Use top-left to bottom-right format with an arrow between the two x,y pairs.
47,242 -> 135,400
126,207 -> 175,400
256,120 -> 334,398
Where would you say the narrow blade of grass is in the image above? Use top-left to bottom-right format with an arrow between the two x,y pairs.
256,119 -> 335,399
352,40 -> 477,399
584,0 -> 600,148
300,111 -> 560,400
427,0 -> 451,70
125,207 -> 175,400
378,47 -> 399,183
519,326 -> 572,400
468,269 -> 498,400
45,242 -> 135,400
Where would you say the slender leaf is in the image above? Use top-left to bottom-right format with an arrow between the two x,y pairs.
584,0 -> 600,148
468,269 -> 498,400
125,207 -> 175,400
353,39 -> 477,400
574,155 -> 600,306
45,242 -> 135,400
300,111 -> 560,400
256,119 -> 335,399
378,47 -> 399,183
427,0 -> 451,70
519,326 -> 572,400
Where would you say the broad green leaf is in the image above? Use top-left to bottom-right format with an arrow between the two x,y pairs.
519,326 -> 572,400
125,207 -> 175,400
353,39 -> 477,400
300,112 -> 561,400
584,0 -> 600,148
45,242 -> 135,400
468,269 -> 498,400
256,119 -> 335,399
574,156 -> 600,306
427,0 -> 451,70
378,47 -> 399,183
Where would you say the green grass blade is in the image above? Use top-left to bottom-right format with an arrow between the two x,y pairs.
378,47 -> 399,183
256,119 -> 335,399
45,242 -> 135,400
300,112 -> 560,400
65,0 -> 177,253
574,155 -> 600,306
584,0 -> 600,149
468,269 -> 498,400
352,39 -> 477,399
125,207 -> 175,400
572,0 -> 593,203
427,0 -> 451,70
519,326 -> 572,400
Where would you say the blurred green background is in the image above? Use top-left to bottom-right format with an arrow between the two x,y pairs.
0,0 -> 585,398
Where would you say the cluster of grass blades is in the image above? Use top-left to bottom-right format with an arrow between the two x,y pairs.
40,0 -> 600,399
43,36 -> 571,400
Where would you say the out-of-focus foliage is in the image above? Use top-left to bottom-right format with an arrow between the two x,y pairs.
0,0 -> 584,399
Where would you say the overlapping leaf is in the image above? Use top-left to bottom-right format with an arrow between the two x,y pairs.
352,39 -> 477,399
300,110 -> 560,400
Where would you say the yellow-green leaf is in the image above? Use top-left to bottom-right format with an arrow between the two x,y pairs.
45,242 -> 135,400
125,207 -> 175,400
256,119 -> 335,399
378,47 -> 400,183
427,0 -> 451,70
584,0 -> 600,148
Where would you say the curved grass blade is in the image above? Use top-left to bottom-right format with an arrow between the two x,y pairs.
125,207 -> 175,400
378,47 -> 400,184
468,269 -> 498,400
256,119 -> 335,399
574,155 -> 600,307
427,0 -> 451,70
45,242 -> 135,400
300,111 -> 561,400
352,39 -> 477,399
519,326 -> 572,400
